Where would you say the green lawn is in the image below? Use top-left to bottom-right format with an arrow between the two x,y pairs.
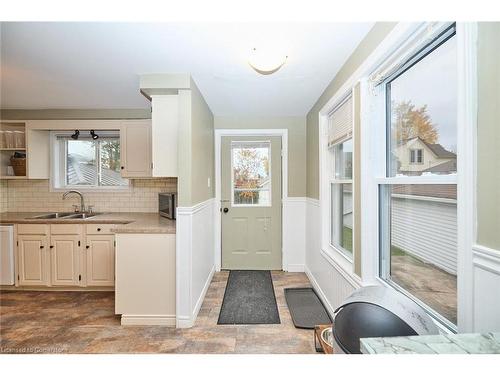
342,226 -> 353,254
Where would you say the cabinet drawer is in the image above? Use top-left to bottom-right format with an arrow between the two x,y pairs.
86,224 -> 116,235
17,224 -> 49,235
50,224 -> 82,235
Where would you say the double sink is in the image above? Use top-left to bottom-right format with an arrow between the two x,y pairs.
27,212 -> 102,220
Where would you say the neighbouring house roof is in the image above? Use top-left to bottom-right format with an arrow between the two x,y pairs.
392,184 -> 457,200
402,137 -> 456,159
422,159 -> 457,174
67,154 -> 126,186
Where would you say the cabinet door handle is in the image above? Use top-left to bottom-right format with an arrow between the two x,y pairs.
40,245 -> 44,249
120,166 -> 124,170
49,245 -> 54,249
86,245 -> 90,249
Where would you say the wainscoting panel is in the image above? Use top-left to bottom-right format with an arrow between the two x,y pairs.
176,198 -> 216,328
305,198 -> 357,317
472,245 -> 500,332
282,197 -> 307,272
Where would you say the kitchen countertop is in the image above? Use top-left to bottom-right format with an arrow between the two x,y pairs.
360,332 -> 500,354
0,212 -> 176,234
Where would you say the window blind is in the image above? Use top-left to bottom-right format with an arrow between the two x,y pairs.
328,94 -> 353,147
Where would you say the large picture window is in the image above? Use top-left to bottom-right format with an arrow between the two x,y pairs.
52,131 -> 128,189
379,24 -> 458,328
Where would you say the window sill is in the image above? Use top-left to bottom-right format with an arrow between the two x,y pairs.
320,245 -> 362,289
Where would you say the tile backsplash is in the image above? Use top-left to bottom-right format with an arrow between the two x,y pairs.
2,178 -> 176,213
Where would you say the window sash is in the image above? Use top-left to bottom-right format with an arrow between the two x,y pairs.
378,26 -> 458,331
54,131 -> 126,189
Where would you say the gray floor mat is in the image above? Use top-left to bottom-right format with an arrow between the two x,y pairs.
284,288 -> 332,329
217,270 -> 281,325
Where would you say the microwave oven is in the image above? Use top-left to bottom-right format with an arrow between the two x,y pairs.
159,193 -> 177,220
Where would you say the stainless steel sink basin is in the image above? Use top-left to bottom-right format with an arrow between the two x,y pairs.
27,212 -> 102,220
67,212 -> 101,219
29,212 -> 75,219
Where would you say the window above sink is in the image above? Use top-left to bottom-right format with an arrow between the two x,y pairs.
50,130 -> 129,191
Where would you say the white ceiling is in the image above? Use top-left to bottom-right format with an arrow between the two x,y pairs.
0,22 -> 373,116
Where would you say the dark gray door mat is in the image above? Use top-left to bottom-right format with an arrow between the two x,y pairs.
217,270 -> 281,325
284,288 -> 332,329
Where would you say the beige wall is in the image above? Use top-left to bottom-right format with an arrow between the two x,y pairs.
306,23 -> 397,199
189,78 -> 215,206
0,180 -> 7,213
215,116 -> 307,197
177,78 -> 215,207
2,178 -> 176,213
477,22 -> 500,251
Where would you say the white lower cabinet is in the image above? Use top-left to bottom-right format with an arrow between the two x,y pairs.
50,235 -> 81,286
115,233 -> 176,326
85,235 -> 115,286
15,224 -> 115,288
18,235 -> 48,286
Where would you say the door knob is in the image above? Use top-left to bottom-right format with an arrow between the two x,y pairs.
223,207 -> 229,213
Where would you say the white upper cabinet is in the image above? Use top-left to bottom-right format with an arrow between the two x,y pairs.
151,95 -> 179,177
120,120 -> 152,178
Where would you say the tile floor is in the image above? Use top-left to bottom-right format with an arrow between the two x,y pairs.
0,271 -> 317,354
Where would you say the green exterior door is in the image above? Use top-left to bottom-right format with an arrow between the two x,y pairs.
221,136 -> 282,270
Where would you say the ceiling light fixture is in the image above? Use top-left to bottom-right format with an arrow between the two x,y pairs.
248,47 -> 288,75
71,130 -> 79,140
90,130 -> 99,140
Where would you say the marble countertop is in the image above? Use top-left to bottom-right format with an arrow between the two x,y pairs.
0,212 -> 176,234
360,332 -> 500,354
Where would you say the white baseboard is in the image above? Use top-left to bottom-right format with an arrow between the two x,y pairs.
190,264 -> 215,326
286,264 -> 305,272
121,315 -> 176,326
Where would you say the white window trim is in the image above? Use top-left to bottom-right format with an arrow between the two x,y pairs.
50,131 -> 129,192
317,21 -> 476,334
318,22 -> 442,282
363,22 -> 476,333
319,88 -> 357,275
375,23 -> 459,330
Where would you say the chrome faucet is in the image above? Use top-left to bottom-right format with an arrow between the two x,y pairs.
62,190 -> 85,213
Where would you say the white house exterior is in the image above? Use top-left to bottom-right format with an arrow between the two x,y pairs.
393,137 -> 457,175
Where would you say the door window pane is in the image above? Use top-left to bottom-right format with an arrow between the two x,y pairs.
232,142 -> 271,206
331,183 -> 353,256
387,35 -> 457,177
380,184 -> 457,324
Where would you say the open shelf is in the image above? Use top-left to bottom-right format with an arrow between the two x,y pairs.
1,121 -> 27,178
